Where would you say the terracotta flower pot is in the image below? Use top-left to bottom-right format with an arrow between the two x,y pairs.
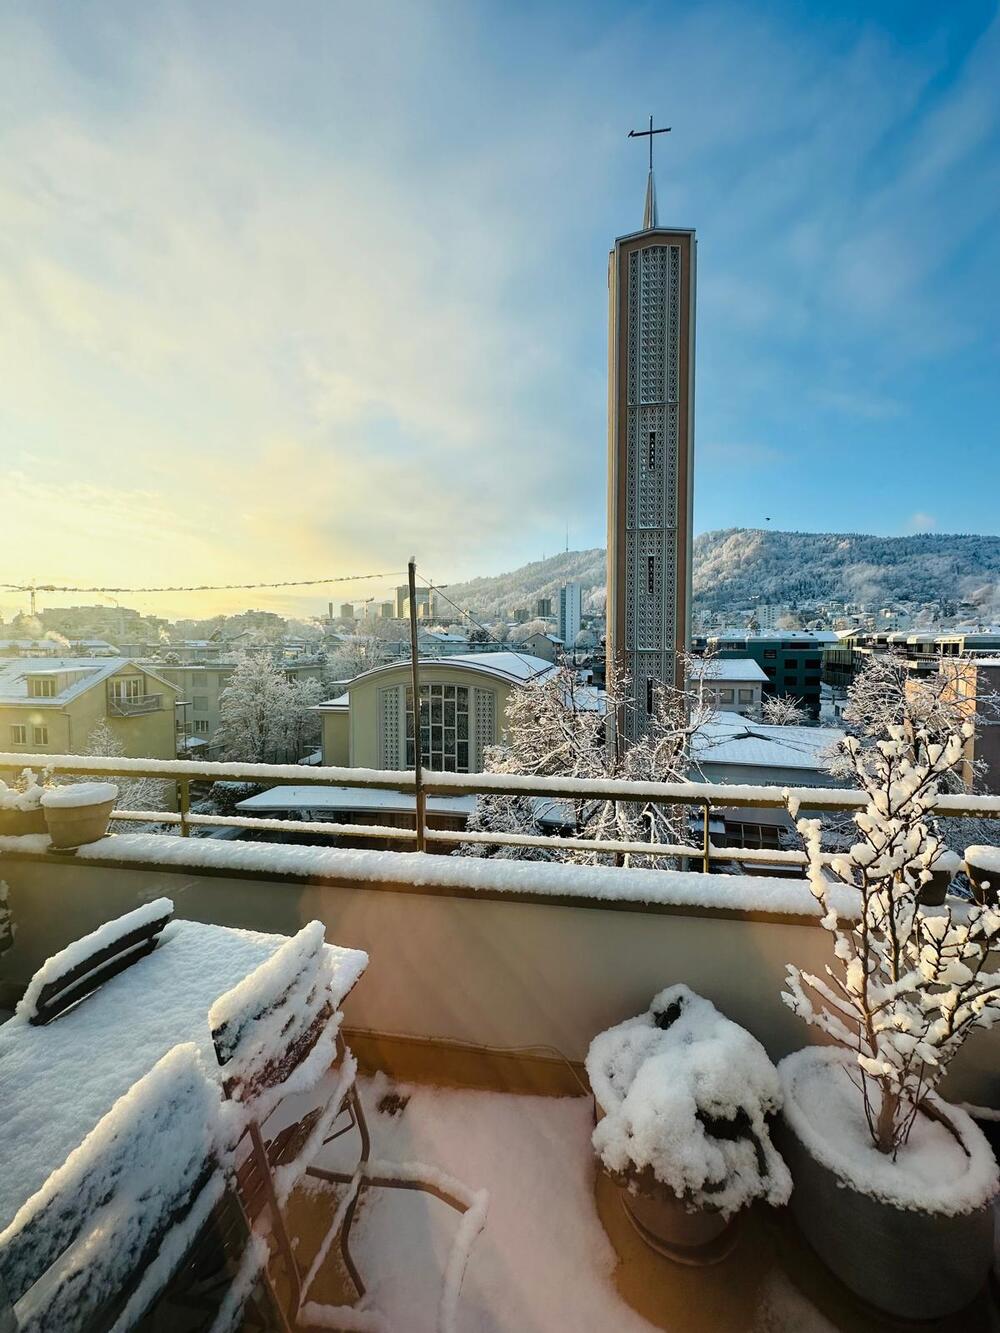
41,783 -> 119,849
0,807 -> 47,837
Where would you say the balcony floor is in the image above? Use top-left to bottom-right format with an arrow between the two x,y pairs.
287,1076 -> 1000,1333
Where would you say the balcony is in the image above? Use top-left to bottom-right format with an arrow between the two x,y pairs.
1,752 -> 999,1330
107,691 -> 163,717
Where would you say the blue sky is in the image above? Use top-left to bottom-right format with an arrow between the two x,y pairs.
1,1 -> 998,616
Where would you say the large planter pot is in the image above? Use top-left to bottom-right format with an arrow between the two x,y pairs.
0,807 -> 47,836
963,846 -> 1000,906
777,1047 -> 998,1320
917,850 -> 963,906
41,783 -> 119,849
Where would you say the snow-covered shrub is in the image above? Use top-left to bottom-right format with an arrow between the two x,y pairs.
0,768 -> 51,811
586,986 -> 791,1218
784,718 -> 1000,1157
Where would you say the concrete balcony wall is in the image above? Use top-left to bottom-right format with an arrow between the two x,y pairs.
2,841 -> 997,1106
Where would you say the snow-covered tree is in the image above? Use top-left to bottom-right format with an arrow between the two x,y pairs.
85,721 -> 169,829
322,635 -> 392,688
281,677 -> 326,759
758,695 -> 809,726
784,719 -> 1000,1157
459,666 -> 713,868
218,654 -> 293,762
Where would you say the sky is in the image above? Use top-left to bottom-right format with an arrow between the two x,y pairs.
1,0 -> 999,619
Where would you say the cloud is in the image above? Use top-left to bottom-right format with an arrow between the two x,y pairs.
908,512 -> 938,533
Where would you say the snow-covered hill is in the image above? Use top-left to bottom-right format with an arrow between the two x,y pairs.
444,530 -> 1000,619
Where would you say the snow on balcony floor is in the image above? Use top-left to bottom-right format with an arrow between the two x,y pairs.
290,1076 -> 974,1333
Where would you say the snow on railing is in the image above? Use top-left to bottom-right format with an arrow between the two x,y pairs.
0,751 -> 997,875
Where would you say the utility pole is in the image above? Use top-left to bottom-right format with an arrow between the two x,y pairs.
407,557 -> 427,853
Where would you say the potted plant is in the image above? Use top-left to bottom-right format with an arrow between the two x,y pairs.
586,985 -> 791,1264
918,847 -> 963,906
41,782 -> 119,849
780,720 -> 1000,1319
0,769 -> 50,836
962,846 -> 999,906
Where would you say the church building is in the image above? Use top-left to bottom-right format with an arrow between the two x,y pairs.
606,124 -> 696,738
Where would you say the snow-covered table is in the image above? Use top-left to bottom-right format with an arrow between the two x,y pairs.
0,915 -> 367,1230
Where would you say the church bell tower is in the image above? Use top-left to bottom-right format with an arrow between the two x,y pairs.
607,119 -> 696,737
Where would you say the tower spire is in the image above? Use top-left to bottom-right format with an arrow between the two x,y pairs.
628,115 -> 671,230
643,169 -> 658,229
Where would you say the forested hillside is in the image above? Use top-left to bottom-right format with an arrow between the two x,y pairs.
445,530 -> 1000,619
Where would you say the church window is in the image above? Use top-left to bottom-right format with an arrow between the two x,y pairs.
405,683 -> 470,772
647,555 -> 655,595
648,431 -> 656,469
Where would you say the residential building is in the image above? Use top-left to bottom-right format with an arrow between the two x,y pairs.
339,604 -> 355,621
558,583 -> 582,648
514,632 -> 563,664
692,659 -> 768,716
535,598 -> 553,618
416,630 -> 470,658
707,631 -> 836,719
314,652 -> 556,772
938,658 -> 1000,794
0,657 -> 179,764
607,156 -> 695,733
155,657 -> 323,758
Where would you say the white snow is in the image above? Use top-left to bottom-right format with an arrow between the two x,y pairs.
0,918 -> 290,1227
965,845 -> 1000,876
0,770 -> 48,811
234,785 -> 476,818
209,920 -> 366,1111
586,986 -> 791,1218
693,659 -> 769,683
55,832 -> 863,919
14,897 -> 174,1022
0,1042 -> 226,1332
779,1046 -> 999,1215
306,1077 -> 660,1333
40,782 -> 119,810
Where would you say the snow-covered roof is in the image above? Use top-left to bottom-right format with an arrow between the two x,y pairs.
346,652 -> 557,690
421,631 -> 468,644
694,659 -> 769,683
0,657 -> 177,707
235,784 -> 476,818
314,692 -> 350,711
693,719 -> 844,772
710,630 -> 838,643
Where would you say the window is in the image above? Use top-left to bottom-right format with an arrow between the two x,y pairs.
647,431 -> 656,469
10,724 -> 26,744
805,658 -> 821,669
193,720 -> 210,735
646,677 -> 657,714
32,725 -> 49,746
647,555 -> 655,596
717,688 -> 734,704
192,695 -> 209,711
763,649 -> 777,661
764,666 -> 776,677
405,684 -> 470,772
109,676 -> 143,702
784,660 -> 798,671
738,688 -> 754,703
27,677 -> 55,698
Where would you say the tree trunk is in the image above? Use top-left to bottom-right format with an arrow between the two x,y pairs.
876,1080 -> 899,1154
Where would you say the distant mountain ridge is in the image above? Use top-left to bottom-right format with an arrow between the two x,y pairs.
445,529 -> 1000,620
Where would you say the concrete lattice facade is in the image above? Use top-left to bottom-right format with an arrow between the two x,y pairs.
607,217 -> 696,736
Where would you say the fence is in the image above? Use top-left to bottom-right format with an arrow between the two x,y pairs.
1,751 -> 998,874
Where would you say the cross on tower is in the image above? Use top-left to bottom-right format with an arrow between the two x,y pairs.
627,115 -> 671,172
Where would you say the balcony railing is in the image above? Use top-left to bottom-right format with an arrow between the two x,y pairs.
107,693 -> 163,717
1,751 -> 998,874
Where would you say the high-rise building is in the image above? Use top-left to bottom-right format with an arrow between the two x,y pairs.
559,583 -> 582,646
536,597 -> 553,618
339,603 -> 355,620
606,138 -> 695,736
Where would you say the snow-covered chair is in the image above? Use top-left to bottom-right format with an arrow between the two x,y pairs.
0,1043 -> 280,1333
209,921 -> 487,1331
208,921 -> 367,1323
19,898 -> 174,1027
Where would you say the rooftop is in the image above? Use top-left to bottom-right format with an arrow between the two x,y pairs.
0,657 -> 176,707
693,719 -> 843,772
695,659 -> 769,683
